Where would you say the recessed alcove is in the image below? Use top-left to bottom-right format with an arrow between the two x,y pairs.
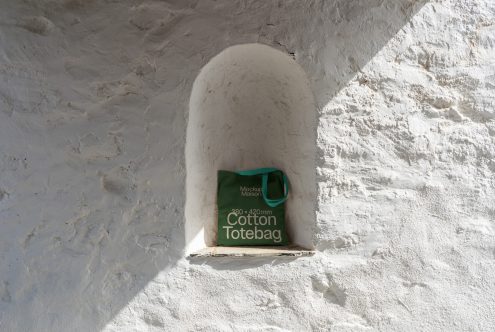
185,43 -> 316,257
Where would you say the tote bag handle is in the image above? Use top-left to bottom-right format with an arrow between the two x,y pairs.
236,167 -> 289,207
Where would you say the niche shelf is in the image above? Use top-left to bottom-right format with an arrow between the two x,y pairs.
185,44 -> 317,257
190,245 -> 314,258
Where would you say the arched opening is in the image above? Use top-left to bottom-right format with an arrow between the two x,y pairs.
185,43 -> 316,255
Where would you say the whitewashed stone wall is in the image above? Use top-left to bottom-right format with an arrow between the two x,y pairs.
0,0 -> 494,331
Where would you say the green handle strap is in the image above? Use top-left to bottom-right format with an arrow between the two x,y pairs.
236,167 -> 289,207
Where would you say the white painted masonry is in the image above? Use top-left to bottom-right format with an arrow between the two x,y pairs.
0,0 -> 494,331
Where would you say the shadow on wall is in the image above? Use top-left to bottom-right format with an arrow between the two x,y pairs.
0,1 -> 427,331
185,44 -> 317,254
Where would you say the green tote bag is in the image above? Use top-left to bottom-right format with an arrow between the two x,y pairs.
217,167 -> 289,246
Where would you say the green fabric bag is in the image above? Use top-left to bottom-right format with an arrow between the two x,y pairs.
217,168 -> 289,246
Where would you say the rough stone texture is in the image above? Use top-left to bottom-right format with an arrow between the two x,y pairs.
0,0 -> 494,331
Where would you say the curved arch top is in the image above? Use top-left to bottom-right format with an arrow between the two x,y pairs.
185,43 -> 316,254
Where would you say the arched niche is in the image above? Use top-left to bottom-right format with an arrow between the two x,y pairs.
185,43 -> 316,255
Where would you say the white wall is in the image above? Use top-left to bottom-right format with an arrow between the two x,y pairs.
1,0 -> 494,331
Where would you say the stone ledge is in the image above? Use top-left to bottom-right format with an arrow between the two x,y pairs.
189,245 -> 315,258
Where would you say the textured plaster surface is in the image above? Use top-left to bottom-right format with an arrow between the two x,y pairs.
0,0 -> 494,331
